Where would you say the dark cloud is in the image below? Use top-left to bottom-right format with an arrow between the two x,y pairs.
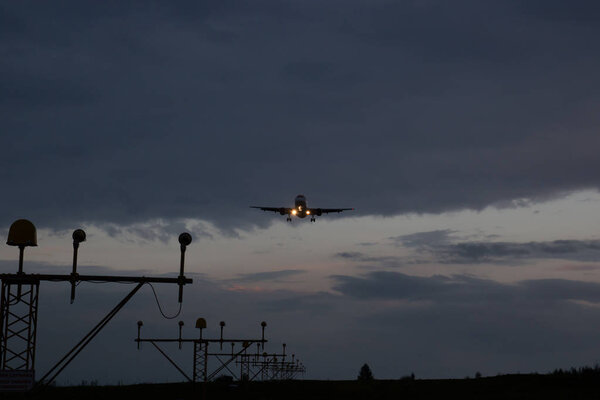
98,220 -> 214,244
388,230 -> 600,264
331,270 -> 600,304
356,242 -> 377,247
257,291 -> 338,313
2,1 -> 600,232
390,229 -> 457,248
439,240 -> 600,263
231,269 -> 306,283
335,251 -> 363,259
334,251 -> 401,266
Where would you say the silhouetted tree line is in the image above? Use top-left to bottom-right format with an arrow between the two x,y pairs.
358,364 -> 374,381
399,372 -> 415,381
550,364 -> 600,377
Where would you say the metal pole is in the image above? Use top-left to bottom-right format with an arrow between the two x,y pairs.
70,242 -> 79,304
261,322 -> 266,350
38,282 -> 144,386
178,245 -> 185,303
0,281 -> 7,368
150,341 -> 193,382
178,321 -> 184,350
17,246 -> 24,298
18,246 -> 25,274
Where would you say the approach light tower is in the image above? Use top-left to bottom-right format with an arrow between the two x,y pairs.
0,219 -> 193,391
136,318 -> 278,382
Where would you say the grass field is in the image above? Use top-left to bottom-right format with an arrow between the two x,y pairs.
4,373 -> 600,400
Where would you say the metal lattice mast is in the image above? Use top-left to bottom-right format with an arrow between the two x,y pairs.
0,220 -> 194,392
193,341 -> 208,382
137,319 -> 279,382
0,279 -> 39,371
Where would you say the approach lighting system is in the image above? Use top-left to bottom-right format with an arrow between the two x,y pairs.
134,319 -> 306,382
0,219 -> 194,390
6,219 -> 37,274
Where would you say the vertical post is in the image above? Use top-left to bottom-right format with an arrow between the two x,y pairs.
240,346 -> 244,381
70,229 -> 86,304
136,321 -> 143,350
70,243 -> 78,304
261,321 -> 267,350
177,233 -> 192,304
26,283 -> 39,369
17,246 -> 24,275
219,321 -> 225,350
0,281 -> 7,368
203,342 -> 208,382
178,321 -> 184,350
17,246 -> 24,298
178,245 -> 185,303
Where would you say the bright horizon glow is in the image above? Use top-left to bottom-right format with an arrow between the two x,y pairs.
2,189 -> 600,291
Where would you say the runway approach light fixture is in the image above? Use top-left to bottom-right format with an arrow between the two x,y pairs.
134,319 -> 282,382
179,321 -> 185,349
178,233 -> 192,303
137,321 -> 144,349
7,219 -> 37,274
70,229 -> 86,303
261,321 -> 267,349
1,220 -> 194,389
196,317 -> 207,340
220,321 -> 226,350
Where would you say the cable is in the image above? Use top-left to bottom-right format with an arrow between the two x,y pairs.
147,282 -> 182,319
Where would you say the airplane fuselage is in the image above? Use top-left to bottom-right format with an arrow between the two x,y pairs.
293,195 -> 309,218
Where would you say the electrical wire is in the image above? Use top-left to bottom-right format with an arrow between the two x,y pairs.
146,282 -> 182,319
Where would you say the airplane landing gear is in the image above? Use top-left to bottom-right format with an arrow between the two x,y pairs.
286,216 -> 292,222
310,217 -> 316,222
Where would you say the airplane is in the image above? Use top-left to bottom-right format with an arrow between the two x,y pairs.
251,194 -> 354,222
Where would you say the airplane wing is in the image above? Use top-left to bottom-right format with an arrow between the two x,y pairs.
250,206 -> 293,214
308,207 -> 354,214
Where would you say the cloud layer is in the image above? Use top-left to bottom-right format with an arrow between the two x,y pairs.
2,1 -> 600,230
390,230 -> 600,264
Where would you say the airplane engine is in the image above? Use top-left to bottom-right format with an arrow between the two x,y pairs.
315,208 -> 322,216
279,208 -> 286,215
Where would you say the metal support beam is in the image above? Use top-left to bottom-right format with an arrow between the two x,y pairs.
150,342 -> 192,383
0,274 -> 192,285
37,282 -> 145,386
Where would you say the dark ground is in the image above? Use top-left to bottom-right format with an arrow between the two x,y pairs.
4,374 -> 600,400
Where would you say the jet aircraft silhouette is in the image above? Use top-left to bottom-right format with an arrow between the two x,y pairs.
251,194 -> 353,222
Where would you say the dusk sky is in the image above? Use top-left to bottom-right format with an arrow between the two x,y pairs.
3,0 -> 600,384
